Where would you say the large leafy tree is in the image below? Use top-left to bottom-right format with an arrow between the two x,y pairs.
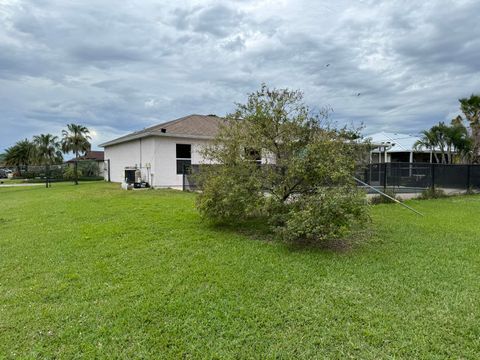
3,139 -> 35,175
196,85 -> 369,244
61,124 -> 91,185
459,94 -> 480,163
33,134 -> 63,187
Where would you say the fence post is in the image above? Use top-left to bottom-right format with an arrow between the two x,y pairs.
383,163 -> 387,192
431,163 -> 435,191
182,164 -> 185,191
467,164 -> 471,190
107,159 -> 111,182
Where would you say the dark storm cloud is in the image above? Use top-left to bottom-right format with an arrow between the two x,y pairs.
1,0 -> 479,149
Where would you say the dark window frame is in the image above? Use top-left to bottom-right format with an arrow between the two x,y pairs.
176,143 -> 192,174
244,147 -> 262,164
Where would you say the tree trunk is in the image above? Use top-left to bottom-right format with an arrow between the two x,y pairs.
472,126 -> 480,164
447,146 -> 452,164
440,146 -> 446,164
74,151 -> 79,185
45,164 -> 49,188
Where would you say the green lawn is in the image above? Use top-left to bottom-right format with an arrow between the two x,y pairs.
1,182 -> 479,358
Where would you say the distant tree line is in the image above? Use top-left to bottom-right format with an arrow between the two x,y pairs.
414,94 -> 480,164
3,124 -> 91,185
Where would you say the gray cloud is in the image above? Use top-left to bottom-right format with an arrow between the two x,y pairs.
1,0 -> 479,150
170,4 -> 246,38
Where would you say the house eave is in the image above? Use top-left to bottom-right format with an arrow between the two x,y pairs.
100,132 -> 215,148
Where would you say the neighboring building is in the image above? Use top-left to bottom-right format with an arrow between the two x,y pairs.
367,131 -> 437,163
66,150 -> 105,163
66,150 -> 106,177
99,114 -> 224,188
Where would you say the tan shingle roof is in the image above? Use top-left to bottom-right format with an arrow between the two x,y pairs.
100,114 -> 224,147
66,151 -> 105,163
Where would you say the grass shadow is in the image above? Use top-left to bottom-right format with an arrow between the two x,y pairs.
206,216 -> 373,254
284,227 -> 375,255
208,217 -> 275,242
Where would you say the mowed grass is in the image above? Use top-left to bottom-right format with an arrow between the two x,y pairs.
1,182 -> 479,359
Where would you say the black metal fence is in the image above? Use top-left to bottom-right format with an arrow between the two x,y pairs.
183,164 -> 201,191
184,162 -> 480,194
0,160 -> 107,184
356,162 -> 480,194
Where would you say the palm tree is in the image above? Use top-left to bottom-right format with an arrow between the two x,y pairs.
431,123 -> 449,163
459,94 -> 480,163
3,139 -> 35,176
416,121 -> 473,164
61,124 -> 91,185
444,118 -> 472,163
414,129 -> 441,163
33,134 -> 63,188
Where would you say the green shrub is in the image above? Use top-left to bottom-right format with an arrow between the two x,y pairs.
280,187 -> 369,243
418,188 -> 447,200
78,161 -> 100,177
63,166 -> 76,180
13,171 -> 37,179
196,85 -> 369,245
197,166 -> 262,223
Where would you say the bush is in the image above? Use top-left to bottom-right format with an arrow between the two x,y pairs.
63,166 -> 76,180
418,188 -> 447,200
196,166 -> 262,223
280,187 -> 369,243
196,85 -> 369,245
78,161 -> 100,177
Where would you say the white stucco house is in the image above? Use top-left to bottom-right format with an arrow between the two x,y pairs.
99,114 -> 223,188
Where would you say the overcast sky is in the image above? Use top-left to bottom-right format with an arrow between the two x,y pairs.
1,0 -> 479,150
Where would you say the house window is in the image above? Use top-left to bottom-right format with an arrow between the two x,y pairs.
244,148 -> 262,164
176,144 -> 191,174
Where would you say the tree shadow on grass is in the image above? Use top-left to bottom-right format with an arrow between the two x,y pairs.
284,227 -> 375,255
207,217 -> 374,255
209,217 -> 276,242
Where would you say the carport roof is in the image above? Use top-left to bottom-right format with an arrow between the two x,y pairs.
366,131 -> 428,153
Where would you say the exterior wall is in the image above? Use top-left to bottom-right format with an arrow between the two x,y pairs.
104,135 -> 212,188
104,137 -> 156,184
153,137 -> 211,188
